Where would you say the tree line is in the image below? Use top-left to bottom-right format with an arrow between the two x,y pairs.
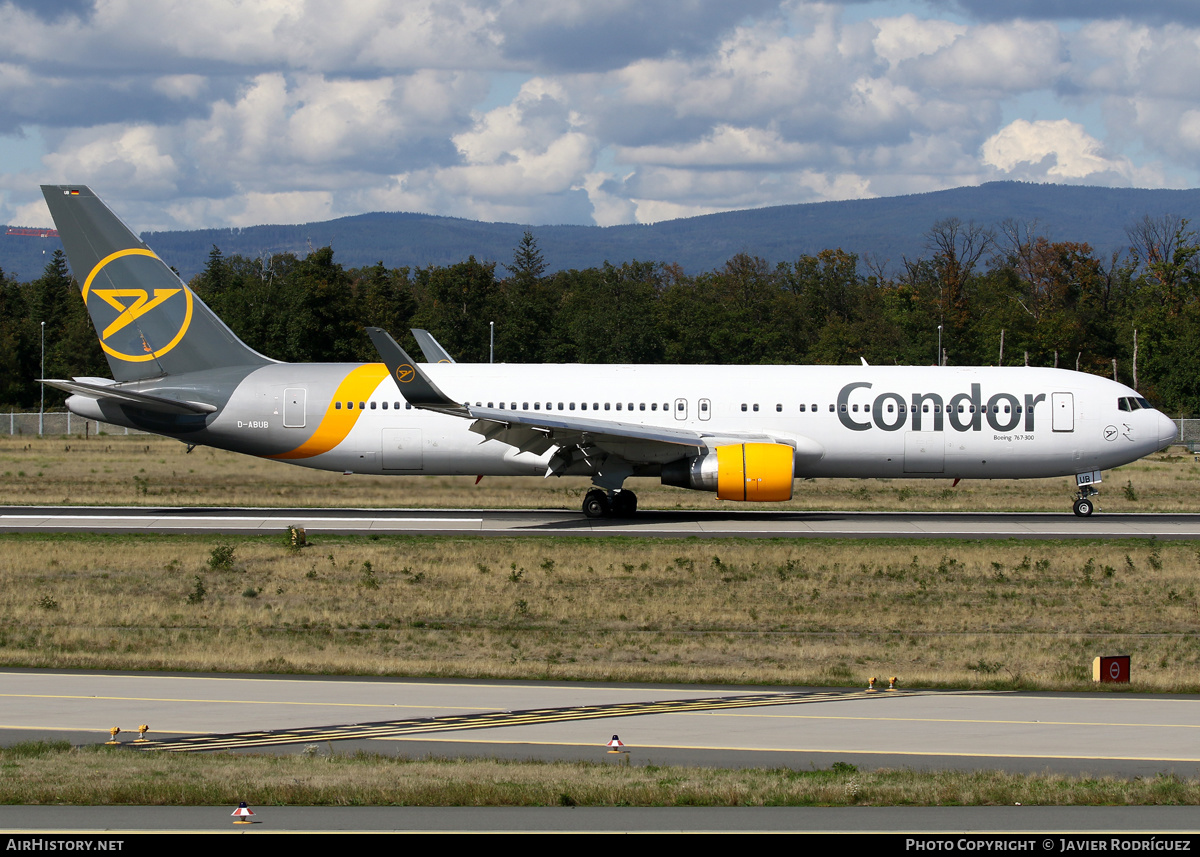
3,216 -> 1199,414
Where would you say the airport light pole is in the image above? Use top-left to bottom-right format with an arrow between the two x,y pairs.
490,321 -> 494,364
936,325 -> 942,367
39,321 -> 44,435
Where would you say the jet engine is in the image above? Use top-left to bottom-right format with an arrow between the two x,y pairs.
661,443 -> 795,501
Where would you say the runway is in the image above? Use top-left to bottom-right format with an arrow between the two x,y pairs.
5,670 -> 1200,778
4,505 -> 1200,539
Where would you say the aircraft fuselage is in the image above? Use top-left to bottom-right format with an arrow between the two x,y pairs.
67,362 -> 1177,483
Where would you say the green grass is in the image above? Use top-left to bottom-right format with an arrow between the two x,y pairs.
3,531 -> 1200,690
1,743 -> 1197,806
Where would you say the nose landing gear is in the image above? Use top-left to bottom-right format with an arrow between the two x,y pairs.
1073,480 -> 1099,517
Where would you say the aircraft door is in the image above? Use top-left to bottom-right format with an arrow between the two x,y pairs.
381,428 -> 423,470
283,388 -> 306,428
674,398 -> 688,420
1052,392 -> 1074,432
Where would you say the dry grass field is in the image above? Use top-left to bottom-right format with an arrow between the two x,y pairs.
0,433 -> 1196,512
3,741 -> 1197,806
3,531 -> 1199,689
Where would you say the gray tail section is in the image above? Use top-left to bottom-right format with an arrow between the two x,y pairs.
41,185 -> 272,382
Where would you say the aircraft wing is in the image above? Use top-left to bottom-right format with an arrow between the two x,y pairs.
366,327 -> 809,476
40,378 -> 218,415
411,329 -> 456,364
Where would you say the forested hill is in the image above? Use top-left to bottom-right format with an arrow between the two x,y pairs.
5,181 -> 1200,282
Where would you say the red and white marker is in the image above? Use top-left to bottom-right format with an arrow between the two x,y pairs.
231,802 -> 255,824
606,734 -> 625,752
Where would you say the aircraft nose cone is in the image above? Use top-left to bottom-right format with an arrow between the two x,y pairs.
1158,412 -> 1179,449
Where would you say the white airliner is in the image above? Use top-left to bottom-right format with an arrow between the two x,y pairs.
39,186 -> 1177,518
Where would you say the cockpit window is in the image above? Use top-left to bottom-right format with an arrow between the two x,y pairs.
1118,397 -> 1146,412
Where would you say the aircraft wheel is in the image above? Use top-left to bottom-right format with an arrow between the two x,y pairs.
612,490 -> 638,517
1073,498 -> 1094,517
582,490 -> 610,519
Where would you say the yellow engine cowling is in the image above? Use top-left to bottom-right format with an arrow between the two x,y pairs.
716,443 -> 795,501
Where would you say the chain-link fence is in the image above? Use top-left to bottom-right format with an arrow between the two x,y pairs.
1,412 -> 145,436
1177,419 -> 1200,451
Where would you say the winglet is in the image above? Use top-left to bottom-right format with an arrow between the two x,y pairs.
411,329 -> 456,364
365,327 -> 467,415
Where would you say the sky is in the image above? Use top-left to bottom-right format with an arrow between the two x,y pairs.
0,0 -> 1196,231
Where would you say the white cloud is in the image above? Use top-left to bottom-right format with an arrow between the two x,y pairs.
42,123 -> 179,194
981,118 -> 1154,183
901,21 -> 1066,93
872,13 -> 966,67
0,1 -> 1196,232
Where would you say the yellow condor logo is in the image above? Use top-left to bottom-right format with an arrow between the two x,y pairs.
396,364 -> 415,383
82,249 -> 193,362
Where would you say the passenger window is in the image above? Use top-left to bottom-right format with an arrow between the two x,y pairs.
569,402 -> 575,410
616,403 -> 622,411
605,403 -> 610,410
347,401 -> 353,409
359,402 -> 365,409
651,403 -> 657,411
370,401 -> 376,410
395,402 -> 400,409
741,404 -> 747,412
776,404 -> 782,412
534,402 -> 540,410
558,403 -> 564,410
753,404 -> 759,412
639,403 -> 645,411
335,402 -> 342,410
382,402 -> 388,410
799,404 -> 806,412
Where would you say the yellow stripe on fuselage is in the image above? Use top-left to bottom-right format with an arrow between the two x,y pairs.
269,363 -> 389,460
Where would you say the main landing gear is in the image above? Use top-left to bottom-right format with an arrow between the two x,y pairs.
582,488 -> 638,519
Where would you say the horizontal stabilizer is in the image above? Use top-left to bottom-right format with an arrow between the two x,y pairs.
41,378 -> 217,415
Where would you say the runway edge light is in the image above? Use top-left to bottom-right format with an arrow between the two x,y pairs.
232,802 -> 255,824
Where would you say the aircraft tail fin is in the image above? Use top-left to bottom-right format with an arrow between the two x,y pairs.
41,185 -> 272,382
